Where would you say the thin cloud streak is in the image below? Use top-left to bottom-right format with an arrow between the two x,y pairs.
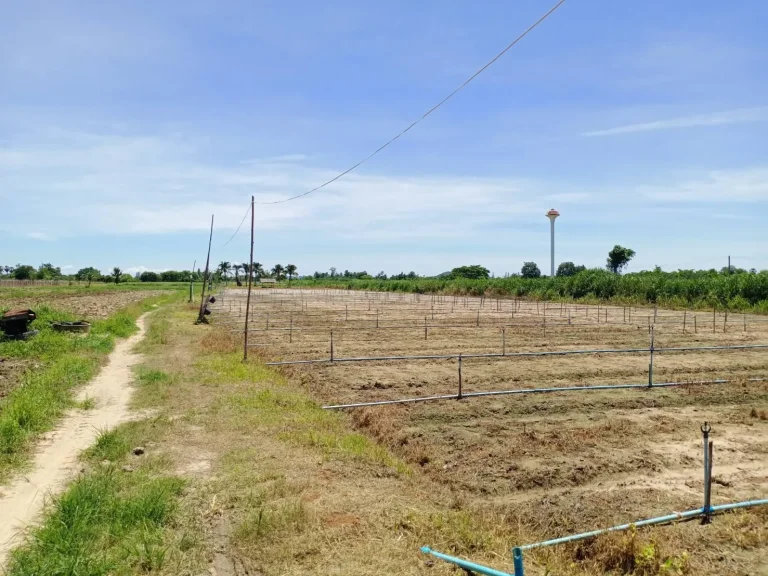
582,107 -> 768,137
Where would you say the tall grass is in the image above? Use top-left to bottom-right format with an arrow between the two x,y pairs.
290,269 -> 768,312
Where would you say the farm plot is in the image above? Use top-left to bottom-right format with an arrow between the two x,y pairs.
214,288 -> 768,573
0,289 -> 169,319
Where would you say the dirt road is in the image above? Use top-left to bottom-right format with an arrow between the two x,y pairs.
0,314 -> 148,567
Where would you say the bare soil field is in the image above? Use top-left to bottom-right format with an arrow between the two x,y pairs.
213,288 -> 768,574
0,290 -> 168,319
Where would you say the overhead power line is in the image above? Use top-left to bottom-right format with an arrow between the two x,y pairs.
254,0 -> 568,205
220,205 -> 251,248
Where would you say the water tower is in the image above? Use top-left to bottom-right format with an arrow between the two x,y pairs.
546,209 -> 560,277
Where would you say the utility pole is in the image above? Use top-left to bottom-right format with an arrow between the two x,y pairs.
244,196 -> 255,361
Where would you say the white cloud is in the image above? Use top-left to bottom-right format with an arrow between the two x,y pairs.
0,128 -> 593,240
640,168 -> 768,202
26,232 -> 51,240
583,108 -> 768,137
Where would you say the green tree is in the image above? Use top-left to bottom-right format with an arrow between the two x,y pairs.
606,245 -> 636,274
521,262 -> 541,278
556,262 -> 586,277
233,263 -> 243,286
217,262 -> 231,283
285,264 -> 297,282
112,267 -> 122,284
37,263 -> 62,279
140,271 -> 159,282
76,267 -> 101,286
253,262 -> 265,279
449,265 -> 490,280
12,265 -> 35,280
272,264 -> 285,281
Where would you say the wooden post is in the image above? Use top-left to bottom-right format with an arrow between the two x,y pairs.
424,316 -> 428,340
197,214 -> 214,323
289,314 -> 293,343
694,314 -> 697,333
502,328 -> 506,356
457,354 -> 463,400
243,198 -> 255,361
713,306 -> 716,334
744,314 -> 747,332
330,331 -> 334,361
724,309 -> 728,332
683,310 -> 687,333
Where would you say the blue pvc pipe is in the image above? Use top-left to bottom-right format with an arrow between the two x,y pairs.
519,499 -> 768,551
421,547 -> 516,576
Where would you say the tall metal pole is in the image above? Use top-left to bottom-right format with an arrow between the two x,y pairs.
244,196 -> 255,361
546,209 -> 559,277
550,217 -> 555,277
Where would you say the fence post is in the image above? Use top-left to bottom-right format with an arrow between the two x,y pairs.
476,310 -> 480,327
457,354 -> 463,399
330,331 -> 334,361
502,328 -> 506,356
376,309 -> 379,328
683,310 -> 687,333
724,309 -> 728,333
289,314 -> 293,344
744,314 -> 747,332
568,310 -> 571,325
345,305 -> 348,321
713,306 -> 716,334
701,422 -> 712,524
694,314 -> 697,333
424,316 -> 428,340
648,325 -> 655,387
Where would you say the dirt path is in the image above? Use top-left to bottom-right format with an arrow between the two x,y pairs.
0,313 -> 148,567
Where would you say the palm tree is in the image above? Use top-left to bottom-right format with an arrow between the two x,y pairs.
218,261 -> 231,284
112,267 -> 122,285
285,264 -> 297,282
253,262 -> 264,279
272,264 -> 285,281
233,263 -> 243,286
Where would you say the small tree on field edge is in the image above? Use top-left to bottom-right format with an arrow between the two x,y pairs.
606,246 -> 636,274
285,264 -> 297,282
449,265 -> 490,280
112,267 -> 122,284
521,262 -> 541,278
556,262 -> 586,277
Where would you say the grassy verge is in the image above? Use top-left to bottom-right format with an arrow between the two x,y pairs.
6,423 -> 185,576
0,293 -> 180,481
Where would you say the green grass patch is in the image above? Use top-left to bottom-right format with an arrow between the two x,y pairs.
6,466 -> 184,576
194,352 -> 410,475
133,367 -> 176,408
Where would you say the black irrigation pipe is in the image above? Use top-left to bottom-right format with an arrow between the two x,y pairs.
321,377 -> 768,410
264,343 -> 768,366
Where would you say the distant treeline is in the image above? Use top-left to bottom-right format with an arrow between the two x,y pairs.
0,264 -> 201,284
291,268 -> 768,312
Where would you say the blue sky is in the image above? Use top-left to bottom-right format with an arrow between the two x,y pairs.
1,0 -> 767,276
